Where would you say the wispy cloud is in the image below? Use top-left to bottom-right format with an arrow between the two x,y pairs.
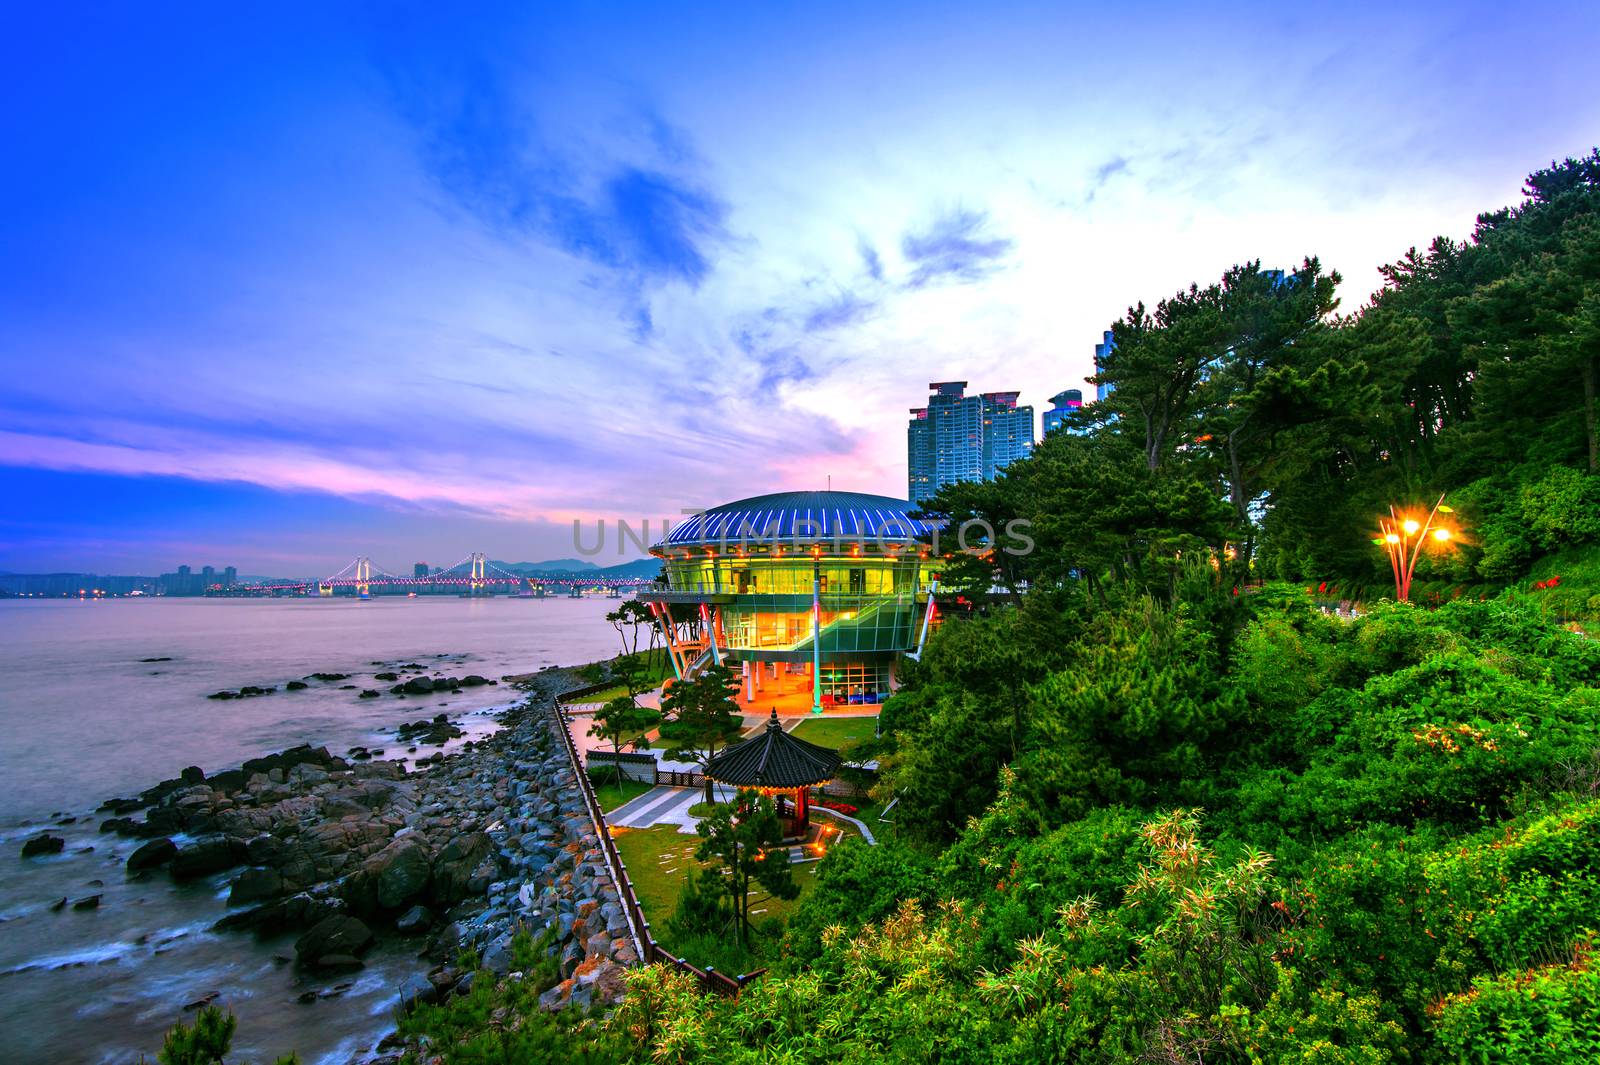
900,207 -> 1014,287
388,58 -> 727,290
803,290 -> 876,333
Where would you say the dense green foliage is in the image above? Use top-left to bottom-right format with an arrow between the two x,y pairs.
398,929 -> 623,1063
690,790 -> 801,948
363,152 -> 1600,1062
916,151 -> 1600,614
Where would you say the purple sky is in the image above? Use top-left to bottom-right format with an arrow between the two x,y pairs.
2,2 -> 1597,577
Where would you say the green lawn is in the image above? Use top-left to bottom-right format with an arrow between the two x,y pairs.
591,776 -> 654,813
790,716 -> 878,749
610,823 -> 823,970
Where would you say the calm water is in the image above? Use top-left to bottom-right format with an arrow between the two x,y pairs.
0,596 -> 621,1064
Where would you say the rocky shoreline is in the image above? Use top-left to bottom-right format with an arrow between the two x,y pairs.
20,664 -> 633,1061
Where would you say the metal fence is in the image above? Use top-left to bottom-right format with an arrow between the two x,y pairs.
552,684 -> 767,996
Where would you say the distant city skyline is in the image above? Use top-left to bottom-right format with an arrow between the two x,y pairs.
3,3 -> 1597,573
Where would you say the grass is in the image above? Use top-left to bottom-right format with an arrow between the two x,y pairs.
576,648 -> 674,703
591,776 -> 654,813
790,716 -> 878,749
610,823 -> 823,968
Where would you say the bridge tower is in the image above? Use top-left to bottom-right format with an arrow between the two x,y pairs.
355,556 -> 372,598
469,552 -> 487,592
318,580 -> 333,597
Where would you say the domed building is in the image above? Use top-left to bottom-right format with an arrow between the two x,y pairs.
643,490 -> 943,714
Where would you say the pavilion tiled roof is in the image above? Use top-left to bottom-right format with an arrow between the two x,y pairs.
704,709 -> 842,788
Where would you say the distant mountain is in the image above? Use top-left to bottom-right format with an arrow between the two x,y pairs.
595,558 -> 662,580
492,558 -> 600,574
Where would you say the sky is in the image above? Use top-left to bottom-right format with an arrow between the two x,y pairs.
2,2 -> 1597,577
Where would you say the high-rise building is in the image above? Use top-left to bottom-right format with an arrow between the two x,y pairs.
907,382 -> 1035,503
1093,331 -> 1116,402
223,566 -> 237,587
414,562 -> 430,579
1042,389 -> 1084,435
201,565 -> 216,588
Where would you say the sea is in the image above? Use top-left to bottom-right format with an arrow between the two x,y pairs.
0,595 -> 622,1064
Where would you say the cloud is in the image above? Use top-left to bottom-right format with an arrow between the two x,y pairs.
899,207 -> 1014,287
1087,155 -> 1130,202
803,290 -> 876,333
857,237 -> 885,282
388,58 -> 727,289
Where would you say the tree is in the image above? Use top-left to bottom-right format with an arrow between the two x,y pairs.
606,599 -> 653,657
592,696 -> 662,788
694,789 -> 800,948
658,664 -> 745,802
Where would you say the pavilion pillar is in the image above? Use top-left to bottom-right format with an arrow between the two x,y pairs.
649,602 -> 684,680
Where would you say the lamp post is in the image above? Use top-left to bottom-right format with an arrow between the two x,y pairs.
1375,494 -> 1455,602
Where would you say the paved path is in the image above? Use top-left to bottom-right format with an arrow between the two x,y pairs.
607,784 -> 738,833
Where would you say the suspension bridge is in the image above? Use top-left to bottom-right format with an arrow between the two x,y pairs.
252,553 -> 651,598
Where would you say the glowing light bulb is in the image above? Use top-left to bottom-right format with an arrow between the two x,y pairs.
1402,519 -> 1420,535
1433,528 -> 1452,542
1384,533 -> 1401,544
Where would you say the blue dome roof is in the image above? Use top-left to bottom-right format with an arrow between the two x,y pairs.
654,490 -> 935,551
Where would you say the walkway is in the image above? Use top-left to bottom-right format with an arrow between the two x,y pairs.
608,784 -> 737,833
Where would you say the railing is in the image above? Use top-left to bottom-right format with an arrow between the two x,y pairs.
552,685 -> 766,997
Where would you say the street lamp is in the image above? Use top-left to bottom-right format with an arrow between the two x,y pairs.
1374,494 -> 1456,602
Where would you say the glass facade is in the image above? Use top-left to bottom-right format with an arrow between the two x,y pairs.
662,556 -> 933,657
648,490 -> 944,708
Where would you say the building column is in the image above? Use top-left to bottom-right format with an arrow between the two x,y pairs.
811,559 -> 823,714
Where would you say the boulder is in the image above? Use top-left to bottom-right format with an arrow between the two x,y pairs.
395,904 -> 433,934
228,867 -> 284,905
72,894 -> 102,910
127,837 -> 178,871
312,954 -> 365,972
402,677 -> 435,695
170,835 -> 239,879
294,915 -> 374,966
374,838 -> 431,911
398,972 -> 438,1013
285,680 -> 309,691
431,831 -> 492,906
21,834 -> 65,858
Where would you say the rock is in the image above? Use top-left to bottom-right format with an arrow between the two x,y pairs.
127,837 -> 178,871
72,894 -> 101,910
481,934 -> 514,975
21,834 -> 65,858
286,680 -> 309,691
313,954 -> 365,972
228,867 -> 283,905
307,673 -> 350,682
180,766 -> 206,784
402,677 -> 435,695
374,672 -> 398,682
538,981 -> 572,1011
359,690 -> 380,699
374,838 -> 432,911
395,904 -> 433,934
170,835 -> 239,878
49,897 -> 67,912
397,972 -> 438,1014
431,831 -> 493,906
294,915 -> 374,966
461,675 -> 489,687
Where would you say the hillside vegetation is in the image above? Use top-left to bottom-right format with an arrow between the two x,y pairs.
395,150 -> 1600,1063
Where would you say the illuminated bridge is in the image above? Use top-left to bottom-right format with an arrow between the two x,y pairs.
251,553 -> 654,597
